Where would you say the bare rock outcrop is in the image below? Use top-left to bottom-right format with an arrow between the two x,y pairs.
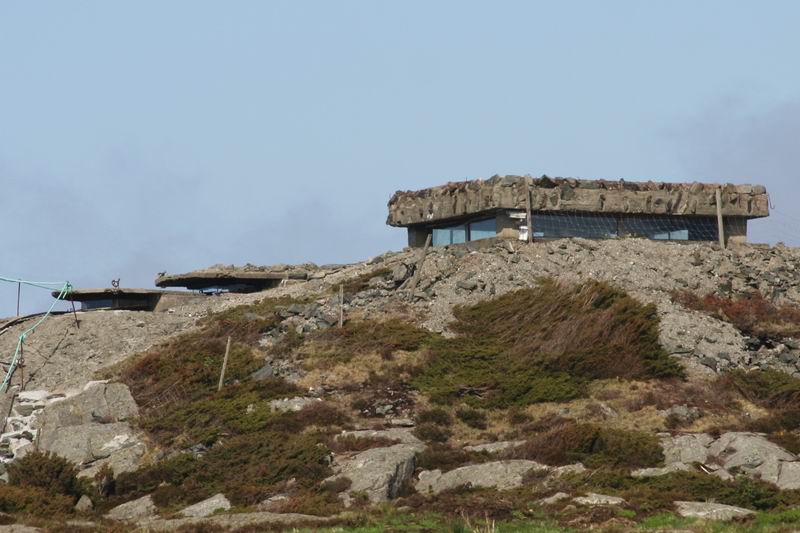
640,432 -> 800,490
35,381 -> 146,477
327,428 -> 424,504
416,460 -> 585,496
106,494 -> 157,521
675,501 -> 754,521
179,494 -> 231,518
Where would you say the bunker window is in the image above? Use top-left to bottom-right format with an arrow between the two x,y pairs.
622,216 -> 716,241
468,218 -> 497,241
533,212 -> 618,239
432,224 -> 467,246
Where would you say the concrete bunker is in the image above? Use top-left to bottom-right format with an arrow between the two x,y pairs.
387,176 -> 769,247
155,269 -> 309,293
54,288 -> 205,312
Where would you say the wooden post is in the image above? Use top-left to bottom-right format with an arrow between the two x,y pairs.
338,284 -> 344,328
525,185 -> 533,243
217,336 -> 231,392
70,300 -> 80,329
16,283 -> 20,317
716,188 -> 726,249
406,233 -> 432,293
18,342 -> 23,391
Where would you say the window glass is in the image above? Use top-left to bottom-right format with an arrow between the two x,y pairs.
432,224 -> 467,246
533,212 -> 618,239
623,216 -> 716,241
469,218 -> 497,241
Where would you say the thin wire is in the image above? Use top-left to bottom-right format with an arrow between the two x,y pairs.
0,277 -> 72,392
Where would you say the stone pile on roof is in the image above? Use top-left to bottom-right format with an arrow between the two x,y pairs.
155,263 -> 348,292
387,175 -> 769,226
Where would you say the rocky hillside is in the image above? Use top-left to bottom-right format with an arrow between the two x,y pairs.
2,237 -> 800,531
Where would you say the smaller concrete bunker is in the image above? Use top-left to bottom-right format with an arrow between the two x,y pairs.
387,175 -> 770,247
54,288 -> 205,312
155,268 -> 309,293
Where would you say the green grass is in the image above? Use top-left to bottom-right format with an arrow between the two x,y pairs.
637,512 -> 697,530
415,278 -> 683,408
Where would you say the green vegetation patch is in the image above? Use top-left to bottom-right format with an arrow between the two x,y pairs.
505,421 -> 663,469
561,469 -> 800,515
308,319 -> 435,363
120,296 -> 307,407
714,369 -> 800,453
139,378 -> 302,447
721,369 -> 800,409
113,431 -> 332,508
336,267 -> 393,297
0,451 -> 84,518
415,279 -> 682,408
673,290 -> 800,340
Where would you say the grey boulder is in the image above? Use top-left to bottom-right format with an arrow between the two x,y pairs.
328,437 -> 423,504
416,460 -> 549,495
180,493 -> 231,518
674,501 -> 754,521
106,494 -> 157,521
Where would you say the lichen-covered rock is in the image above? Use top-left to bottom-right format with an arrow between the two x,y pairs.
674,501 -> 754,521
573,493 -> 626,506
660,433 -> 714,465
654,432 -> 800,490
328,439 -> 423,504
35,382 -> 145,476
74,495 -> 93,513
179,494 -> 231,518
268,397 -> 320,413
707,432 -> 795,486
632,462 -> 694,478
37,381 -> 138,428
106,494 -> 157,521
337,428 -> 422,446
416,460 -> 549,495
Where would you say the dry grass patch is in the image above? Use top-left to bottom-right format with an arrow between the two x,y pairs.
673,290 -> 800,341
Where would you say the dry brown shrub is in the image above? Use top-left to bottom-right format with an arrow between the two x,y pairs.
672,290 -> 800,340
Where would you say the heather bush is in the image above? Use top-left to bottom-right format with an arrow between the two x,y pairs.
310,319 -> 435,362
415,279 -> 682,407
415,407 -> 453,427
673,290 -> 800,340
505,421 -> 663,469
7,451 -> 82,500
414,423 -> 452,444
456,407 -> 488,430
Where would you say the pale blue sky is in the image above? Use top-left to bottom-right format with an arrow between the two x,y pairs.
2,1 -> 799,316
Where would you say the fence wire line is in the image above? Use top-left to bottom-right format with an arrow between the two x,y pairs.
0,277 -> 72,392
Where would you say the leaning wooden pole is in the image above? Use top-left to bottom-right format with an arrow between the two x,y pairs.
716,188 -> 726,249
525,183 -> 533,243
338,284 -> 344,328
218,336 -> 231,392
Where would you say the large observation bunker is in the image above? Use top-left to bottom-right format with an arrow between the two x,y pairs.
387,176 -> 770,247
